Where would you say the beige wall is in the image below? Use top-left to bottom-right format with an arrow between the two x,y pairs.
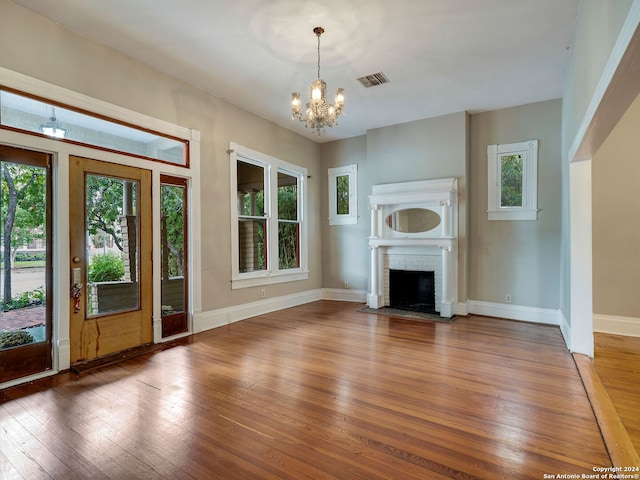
469,100 -> 563,308
0,0 -> 322,312
592,92 -> 640,318
320,136 -> 369,291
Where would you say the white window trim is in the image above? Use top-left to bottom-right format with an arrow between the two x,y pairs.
230,142 -> 308,289
487,140 -> 538,221
328,164 -> 358,225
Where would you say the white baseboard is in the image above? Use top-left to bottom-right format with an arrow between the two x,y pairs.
558,309 -> 572,349
467,300 -> 561,326
593,314 -> 640,337
454,302 -> 468,316
322,288 -> 367,303
193,289 -> 323,333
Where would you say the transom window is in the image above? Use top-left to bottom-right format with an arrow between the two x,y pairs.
230,143 -> 307,289
0,88 -> 188,165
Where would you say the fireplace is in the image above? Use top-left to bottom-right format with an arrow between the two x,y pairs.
389,270 -> 437,314
367,177 -> 458,318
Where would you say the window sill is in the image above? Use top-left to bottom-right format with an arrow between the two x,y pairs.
488,209 -> 538,221
231,270 -> 309,289
329,215 -> 358,226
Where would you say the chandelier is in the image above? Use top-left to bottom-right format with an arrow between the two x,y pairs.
291,27 -> 344,135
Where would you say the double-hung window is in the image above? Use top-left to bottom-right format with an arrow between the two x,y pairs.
230,142 -> 307,288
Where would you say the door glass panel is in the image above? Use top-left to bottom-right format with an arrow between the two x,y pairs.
85,175 -> 139,317
161,182 -> 186,317
0,160 -> 48,350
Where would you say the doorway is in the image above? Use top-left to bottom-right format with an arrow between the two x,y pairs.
68,156 -> 152,364
0,145 -> 52,383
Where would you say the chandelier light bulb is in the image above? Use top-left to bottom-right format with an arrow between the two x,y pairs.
290,26 -> 344,135
40,106 -> 67,139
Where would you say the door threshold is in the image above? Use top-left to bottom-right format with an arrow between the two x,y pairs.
70,343 -> 159,374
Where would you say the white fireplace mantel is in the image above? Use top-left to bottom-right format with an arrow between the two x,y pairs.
367,178 -> 458,317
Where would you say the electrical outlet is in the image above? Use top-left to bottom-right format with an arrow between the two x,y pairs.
505,294 -> 512,303
344,281 -> 349,289
260,288 -> 266,298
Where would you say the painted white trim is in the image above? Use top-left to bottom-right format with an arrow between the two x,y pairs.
593,314 -> 640,337
487,140 -> 538,221
0,67 -> 194,141
328,164 -> 358,225
193,289 -> 324,333
568,0 -> 640,163
0,369 -> 58,391
558,309 -> 571,350
454,302 -> 469,316
467,300 -> 561,326
322,288 -> 367,303
569,160 -> 594,356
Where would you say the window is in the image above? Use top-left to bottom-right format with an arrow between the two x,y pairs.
328,164 -> 357,225
0,88 -> 188,165
487,140 -> 538,220
230,142 -> 307,289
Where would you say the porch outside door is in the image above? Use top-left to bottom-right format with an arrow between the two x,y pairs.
69,156 -> 152,364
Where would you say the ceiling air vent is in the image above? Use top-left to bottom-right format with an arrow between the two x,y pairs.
357,72 -> 390,88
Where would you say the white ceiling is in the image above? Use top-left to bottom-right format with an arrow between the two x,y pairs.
12,0 -> 578,143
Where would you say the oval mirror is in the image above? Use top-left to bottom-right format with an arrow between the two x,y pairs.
385,208 -> 441,233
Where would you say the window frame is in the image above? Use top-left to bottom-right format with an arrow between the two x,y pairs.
487,140 -> 538,221
230,142 -> 308,289
328,164 -> 357,225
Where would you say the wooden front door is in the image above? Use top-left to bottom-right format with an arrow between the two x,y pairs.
69,156 -> 152,364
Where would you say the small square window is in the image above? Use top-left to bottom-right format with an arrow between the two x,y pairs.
487,140 -> 538,221
328,164 -> 357,225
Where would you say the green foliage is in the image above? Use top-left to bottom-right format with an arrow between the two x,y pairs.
2,286 -> 45,311
1,163 -> 47,248
1,161 -> 47,303
88,253 -> 125,282
13,252 -> 46,262
0,330 -> 34,349
85,175 -> 128,251
277,185 -> 297,221
161,184 -> 185,277
336,174 -> 349,215
278,222 -> 299,269
500,155 -> 523,207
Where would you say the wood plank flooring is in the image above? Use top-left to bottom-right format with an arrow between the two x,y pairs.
0,301 -> 612,479
594,332 -> 640,454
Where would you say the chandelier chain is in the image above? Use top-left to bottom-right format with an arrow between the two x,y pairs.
317,31 -> 321,80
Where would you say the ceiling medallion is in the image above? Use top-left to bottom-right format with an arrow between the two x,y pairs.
291,27 -> 344,135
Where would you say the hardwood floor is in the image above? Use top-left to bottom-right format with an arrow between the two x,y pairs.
0,301 -> 611,479
594,333 -> 640,454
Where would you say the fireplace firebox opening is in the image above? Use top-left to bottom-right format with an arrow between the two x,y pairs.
389,269 -> 438,314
